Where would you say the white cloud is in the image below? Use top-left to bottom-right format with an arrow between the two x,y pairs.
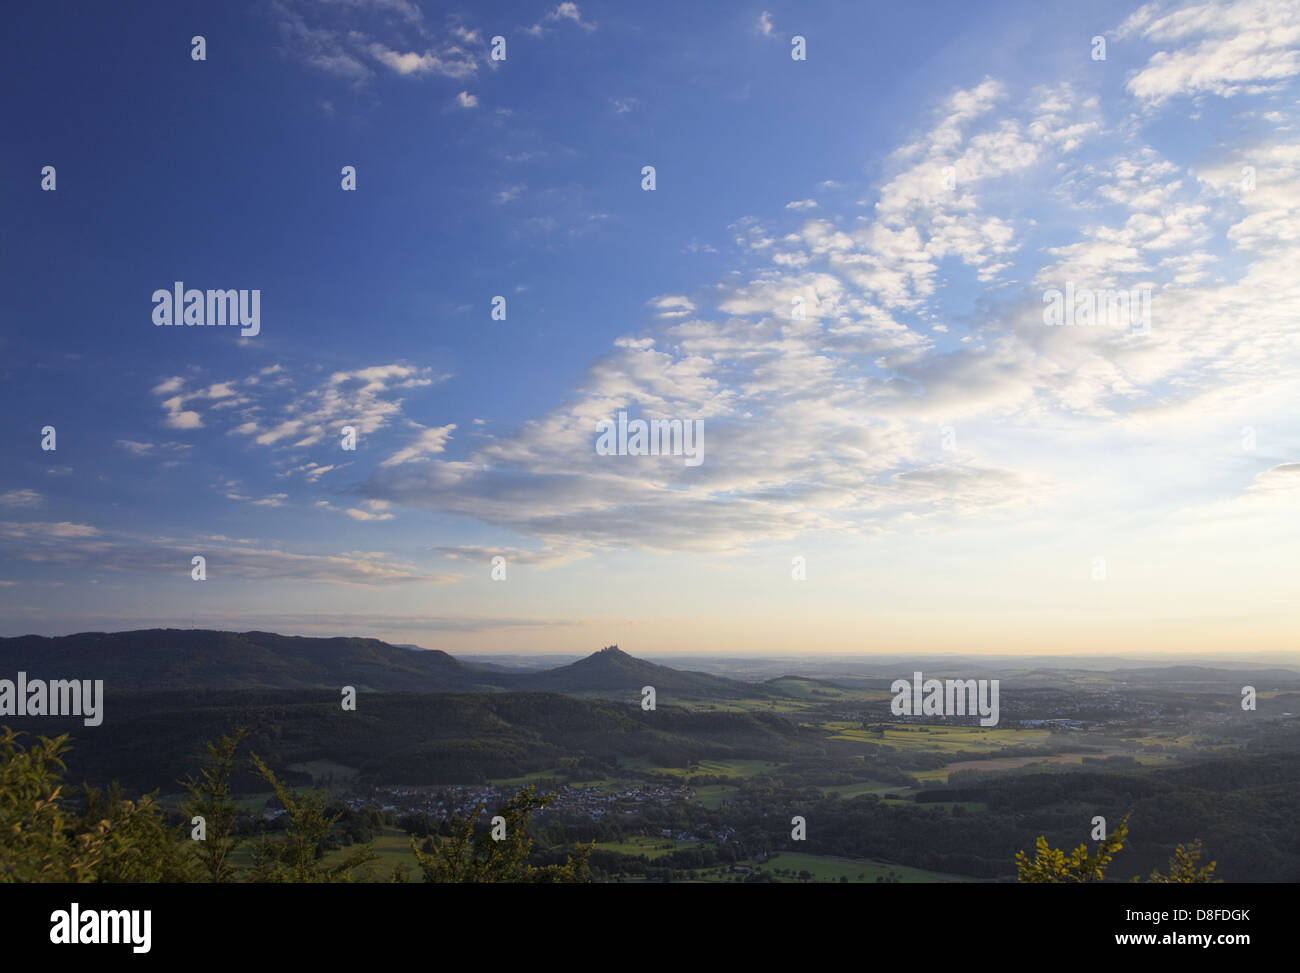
1120,0 -> 1300,104
345,499 -> 396,521
0,521 -> 445,585
381,424 -> 457,466
367,42 -> 477,78
0,490 -> 42,508
546,3 -> 596,30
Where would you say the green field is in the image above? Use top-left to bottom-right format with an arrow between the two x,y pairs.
591,836 -> 706,859
762,677 -> 854,700
679,697 -> 810,713
489,769 -> 566,786
691,784 -> 738,808
323,827 -> 422,881
818,780 -> 903,798
823,723 -> 1051,752
698,852 -> 972,883
617,757 -> 779,778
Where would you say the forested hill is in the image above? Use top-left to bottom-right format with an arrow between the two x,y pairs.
0,629 -> 493,691
0,630 -> 767,697
499,645 -> 765,698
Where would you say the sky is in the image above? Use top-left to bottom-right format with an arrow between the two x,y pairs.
1,0 -> 1298,656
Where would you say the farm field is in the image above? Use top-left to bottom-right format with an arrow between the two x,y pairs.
679,696 -> 810,713
818,780 -> 902,798
698,852 -> 974,883
911,750 -> 1182,783
591,836 -> 704,859
821,723 -> 1052,751
616,756 -> 779,778
691,784 -> 738,808
322,827 -> 422,881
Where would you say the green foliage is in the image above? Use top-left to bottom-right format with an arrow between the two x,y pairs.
1015,814 -> 1131,882
247,751 -> 378,883
0,728 -> 104,882
77,782 -> 197,883
180,727 -> 246,883
1147,840 -> 1218,883
411,785 -> 591,883
1016,815 -> 1220,883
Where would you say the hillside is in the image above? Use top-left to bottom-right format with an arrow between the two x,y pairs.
3,688 -> 816,792
506,645 -> 766,699
0,629 -> 493,692
0,630 -> 773,700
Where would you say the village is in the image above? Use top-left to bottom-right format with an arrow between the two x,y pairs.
336,779 -> 699,824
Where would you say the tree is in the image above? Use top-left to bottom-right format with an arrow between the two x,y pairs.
411,785 -> 591,883
180,728 -> 246,883
77,782 -> 197,883
1015,814 -> 1130,883
0,729 -> 105,882
247,752 -> 377,883
1147,840 -> 1218,883
1016,815 -> 1220,883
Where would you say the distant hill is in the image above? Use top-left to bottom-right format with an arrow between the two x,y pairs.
504,645 -> 765,699
0,630 -> 770,699
0,629 -> 494,692
1105,665 -> 1300,686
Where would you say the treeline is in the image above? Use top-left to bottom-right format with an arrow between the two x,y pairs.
7,690 -> 821,792
492,758 -> 1299,881
0,727 -> 589,883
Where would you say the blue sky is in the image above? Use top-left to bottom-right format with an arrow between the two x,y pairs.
2,0 -> 1298,656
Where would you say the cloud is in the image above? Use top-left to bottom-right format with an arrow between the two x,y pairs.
546,2 -> 596,31
1244,461 -> 1300,500
1119,0 -> 1300,104
651,295 -> 696,319
0,490 -> 42,508
0,520 -> 447,586
339,43 -> 1300,559
152,376 -> 184,395
456,90 -> 478,108
250,493 -> 290,507
116,440 -> 192,458
282,461 -> 340,483
432,545 -> 591,567
169,362 -> 444,452
161,396 -> 204,430
367,42 -> 477,77
757,11 -> 775,37
381,424 -> 457,466
345,499 -> 396,521
0,521 -> 100,539
97,10 -> 1300,577
275,3 -> 373,83
272,0 -> 486,86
